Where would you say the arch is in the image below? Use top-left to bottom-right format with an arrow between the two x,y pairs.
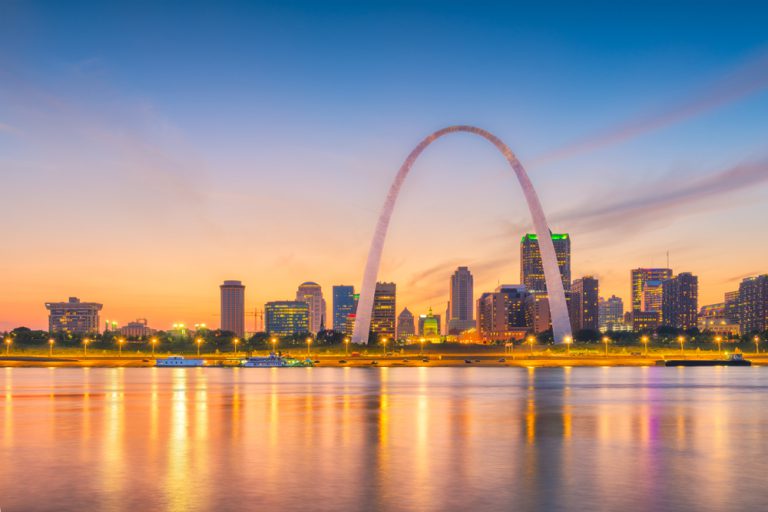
351,125 -> 572,344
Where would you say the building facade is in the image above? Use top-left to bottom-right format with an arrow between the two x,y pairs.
264,301 -> 310,336
630,268 -> 672,312
520,233 -> 571,293
661,272 -> 699,330
119,319 -> 156,339
476,285 -> 531,342
570,276 -> 599,332
332,285 -> 356,332
370,282 -> 396,341
397,307 -> 415,340
447,266 -> 475,334
296,282 -> 327,333
738,275 -> 768,334
220,280 -> 245,337
45,297 -> 103,334
598,295 -> 624,331
698,303 -> 740,336
632,311 -> 660,332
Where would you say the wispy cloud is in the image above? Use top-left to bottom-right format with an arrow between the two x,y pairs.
0,122 -> 20,135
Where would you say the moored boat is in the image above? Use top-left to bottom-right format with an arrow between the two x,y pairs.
241,353 -> 314,368
156,356 -> 206,367
662,353 -> 752,367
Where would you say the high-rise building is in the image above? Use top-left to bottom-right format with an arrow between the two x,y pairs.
724,290 -> 741,324
397,307 -> 415,340
447,266 -> 475,334
265,301 -> 310,336
641,280 -> 664,314
661,272 -> 698,330
476,285 -> 530,341
220,280 -> 245,337
45,297 -> 103,334
370,282 -> 396,341
296,282 -> 327,333
570,276 -> 599,332
525,293 -> 551,334
598,295 -> 624,331
332,285 -> 355,332
520,233 -> 571,293
631,268 -> 672,312
738,275 -> 768,334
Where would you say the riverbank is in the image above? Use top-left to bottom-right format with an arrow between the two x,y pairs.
1,352 -> 766,368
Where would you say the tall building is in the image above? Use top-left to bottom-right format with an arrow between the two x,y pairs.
598,295 -> 624,331
525,294 -> 551,334
570,276 -> 599,332
370,282 -> 396,341
661,272 -> 698,330
296,282 -> 327,333
476,285 -> 530,341
264,301 -> 310,336
724,290 -> 741,324
397,307 -> 415,340
45,297 -> 102,334
520,233 -> 571,293
738,275 -> 768,334
332,285 -> 355,332
447,266 -> 475,334
631,268 -> 672,312
641,280 -> 664,313
220,280 -> 245,337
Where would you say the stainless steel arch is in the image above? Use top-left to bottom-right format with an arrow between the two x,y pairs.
351,125 -> 572,344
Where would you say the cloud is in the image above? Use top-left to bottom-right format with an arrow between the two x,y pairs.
0,122 -> 20,135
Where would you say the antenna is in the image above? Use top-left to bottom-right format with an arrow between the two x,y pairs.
666,250 -> 670,269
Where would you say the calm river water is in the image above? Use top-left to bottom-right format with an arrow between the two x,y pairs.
1,366 -> 767,511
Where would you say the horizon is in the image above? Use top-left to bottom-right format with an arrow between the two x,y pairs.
2,1 -> 768,331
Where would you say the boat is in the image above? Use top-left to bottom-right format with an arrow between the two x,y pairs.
156,356 -> 205,367
662,353 -> 752,367
241,354 -> 314,367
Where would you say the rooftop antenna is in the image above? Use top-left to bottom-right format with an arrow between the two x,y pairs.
666,250 -> 670,269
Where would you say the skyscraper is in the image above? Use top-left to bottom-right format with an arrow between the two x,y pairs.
738,275 -> 768,334
397,307 -> 415,340
641,280 -> 665,313
296,282 -> 327,333
447,266 -> 475,334
570,276 -> 599,332
265,301 -> 310,336
661,272 -> 698,330
220,280 -> 245,337
520,233 -> 571,293
370,282 -> 396,342
332,285 -> 355,332
724,290 -> 741,324
631,268 -> 672,312
45,297 -> 102,334
598,295 -> 624,331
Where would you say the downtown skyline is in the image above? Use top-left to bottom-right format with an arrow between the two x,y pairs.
2,2 -> 768,330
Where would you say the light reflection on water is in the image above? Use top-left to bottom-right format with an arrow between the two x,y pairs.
1,366 -> 767,512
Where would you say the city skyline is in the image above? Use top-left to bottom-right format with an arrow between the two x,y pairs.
2,2 -> 768,331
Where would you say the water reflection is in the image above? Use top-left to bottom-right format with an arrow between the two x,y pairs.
0,367 -> 767,512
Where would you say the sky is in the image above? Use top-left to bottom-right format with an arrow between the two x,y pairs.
1,0 -> 767,331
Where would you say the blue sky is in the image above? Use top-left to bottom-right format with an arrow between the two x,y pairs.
1,0 -> 767,329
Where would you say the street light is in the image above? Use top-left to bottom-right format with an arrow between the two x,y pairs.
381,337 -> 388,356
754,335 -> 760,354
271,337 -> 277,355
151,337 -> 158,357
564,335 -> 573,355
527,335 -> 536,354
233,337 -> 240,356
602,336 -> 610,357
306,336 -> 312,356
48,338 -> 55,357
82,337 -> 90,357
420,337 -> 426,356
641,335 -> 650,357
344,337 -> 350,356
677,335 -> 685,356
714,335 -> 723,356
118,337 -> 126,358
196,337 -> 203,357
4,336 -> 11,355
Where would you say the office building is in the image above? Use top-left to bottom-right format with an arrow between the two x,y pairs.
265,301 -> 310,336
520,233 -> 571,293
724,290 -> 741,324
220,280 -> 245,337
570,276 -> 599,332
598,295 -> 624,331
631,268 -> 672,312
476,285 -> 530,342
661,272 -> 699,330
526,293 -> 551,334
738,275 -> 768,334
296,282 -> 327,333
397,307 -> 415,340
447,266 -> 475,334
370,282 -> 396,341
641,280 -> 664,314
119,319 -> 155,339
698,303 -> 740,336
45,297 -> 103,334
332,285 -> 356,332
632,311 -> 660,332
